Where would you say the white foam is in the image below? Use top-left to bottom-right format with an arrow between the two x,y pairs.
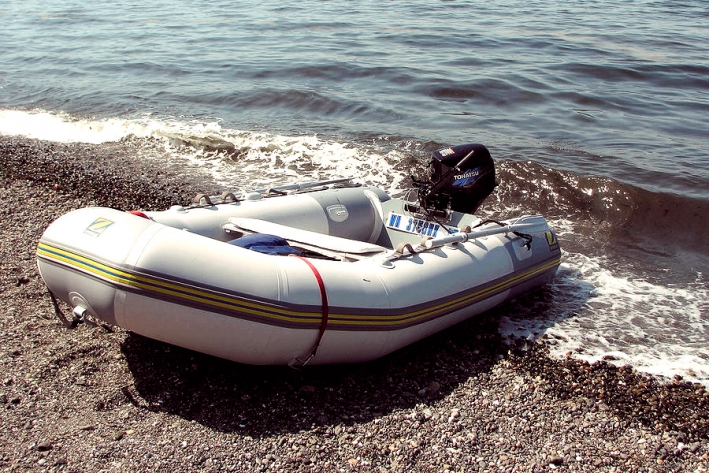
159,127 -> 409,194
499,252 -> 709,387
0,109 -> 408,194
0,109 -> 126,143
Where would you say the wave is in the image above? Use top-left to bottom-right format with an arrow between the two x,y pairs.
2,109 -> 707,260
0,109 -> 415,192
498,252 -> 709,387
492,160 -> 708,244
232,89 -> 398,123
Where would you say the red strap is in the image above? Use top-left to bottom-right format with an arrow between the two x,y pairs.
291,255 -> 329,365
128,210 -> 151,219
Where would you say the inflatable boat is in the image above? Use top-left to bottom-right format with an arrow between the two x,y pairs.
37,144 -> 561,365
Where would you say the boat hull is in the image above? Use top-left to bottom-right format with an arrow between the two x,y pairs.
37,186 -> 561,365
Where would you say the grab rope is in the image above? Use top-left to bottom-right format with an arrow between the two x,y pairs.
290,255 -> 330,367
394,242 -> 420,257
192,193 -> 214,206
46,288 -> 112,332
48,289 -> 83,329
474,219 -> 533,248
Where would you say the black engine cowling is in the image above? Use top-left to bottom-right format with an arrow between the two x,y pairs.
421,143 -> 496,214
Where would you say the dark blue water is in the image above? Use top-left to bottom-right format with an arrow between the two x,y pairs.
1,0 -> 708,385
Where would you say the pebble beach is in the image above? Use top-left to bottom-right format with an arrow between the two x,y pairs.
1,136 -> 708,472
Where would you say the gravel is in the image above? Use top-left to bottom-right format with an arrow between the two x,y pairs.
1,136 -> 708,472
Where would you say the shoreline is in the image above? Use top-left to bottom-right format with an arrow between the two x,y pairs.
1,135 -> 707,472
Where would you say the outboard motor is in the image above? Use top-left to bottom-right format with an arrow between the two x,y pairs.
416,143 -> 496,214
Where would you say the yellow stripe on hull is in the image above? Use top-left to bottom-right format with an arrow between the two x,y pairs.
38,241 -> 560,330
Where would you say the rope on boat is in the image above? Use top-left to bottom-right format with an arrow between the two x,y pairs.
188,178 -> 358,210
192,193 -> 214,206
48,289 -> 83,329
46,288 -> 112,332
290,255 -> 330,367
474,219 -> 533,248
220,191 -> 238,203
394,242 -> 420,257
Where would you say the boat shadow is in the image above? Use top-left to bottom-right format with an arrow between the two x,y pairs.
121,283 -> 583,437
